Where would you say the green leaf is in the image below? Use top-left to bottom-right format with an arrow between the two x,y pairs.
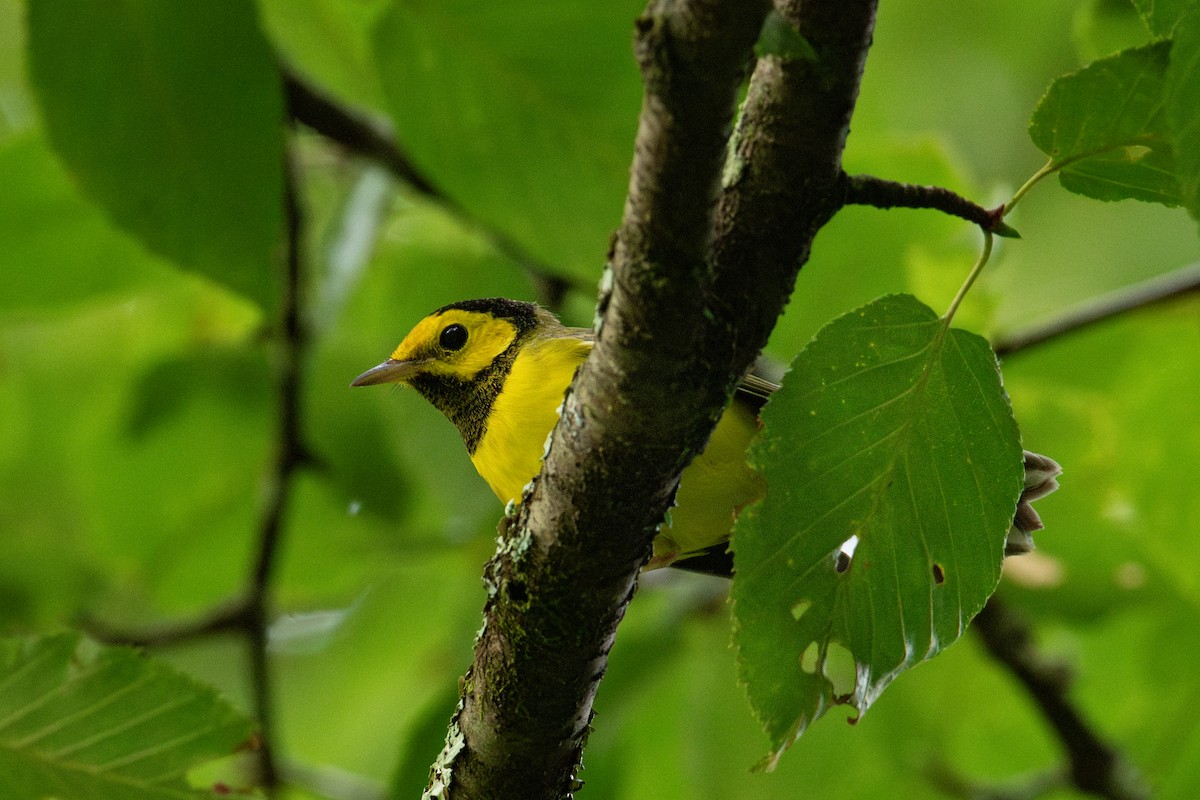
26,1 -> 285,311
258,0 -> 391,113
732,294 -> 1023,765
1167,8 -> 1200,224
1131,0 -> 1197,36
371,0 -> 642,282
0,633 -> 253,799
1029,42 -> 1180,205
0,134 -> 168,312
125,346 -> 271,438
755,9 -> 816,61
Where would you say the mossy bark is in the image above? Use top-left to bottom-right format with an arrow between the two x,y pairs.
427,1 -> 880,797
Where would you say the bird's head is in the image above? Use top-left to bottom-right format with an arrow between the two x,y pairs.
351,298 -> 546,388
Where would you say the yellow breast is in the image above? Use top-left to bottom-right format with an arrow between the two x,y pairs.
470,335 -> 592,504
470,332 -> 765,569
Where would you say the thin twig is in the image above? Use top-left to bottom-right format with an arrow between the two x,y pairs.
281,64 -> 585,296
973,597 -> 1150,800
79,598 -> 253,647
239,148 -> 311,795
281,63 -> 437,196
993,262 -> 1200,356
926,760 -> 1067,800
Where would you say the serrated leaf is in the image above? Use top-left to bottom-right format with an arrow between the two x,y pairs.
1167,8 -> 1200,224
0,632 -> 254,799
1030,42 -> 1180,205
1131,0 -> 1196,36
26,1 -> 285,311
731,294 -> 1024,765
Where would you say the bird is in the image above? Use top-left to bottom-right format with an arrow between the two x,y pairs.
352,297 -> 1060,575
351,297 -> 772,574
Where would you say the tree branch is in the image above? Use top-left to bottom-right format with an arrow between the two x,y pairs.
428,0 -> 878,797
843,173 -> 1008,233
281,65 -> 437,198
973,597 -> 1150,800
993,262 -> 1200,356
709,0 -> 878,370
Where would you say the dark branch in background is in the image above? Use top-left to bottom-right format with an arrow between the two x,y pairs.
80,598 -> 252,646
843,172 -> 1009,233
242,149 -> 311,795
973,598 -> 1150,800
926,759 -> 1067,800
281,65 -> 436,196
281,64 -> 582,306
81,149 -> 312,799
993,261 -> 1200,356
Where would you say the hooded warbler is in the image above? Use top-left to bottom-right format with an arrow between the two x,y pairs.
351,297 -> 773,573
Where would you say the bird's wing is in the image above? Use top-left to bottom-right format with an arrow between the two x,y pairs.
560,324 -> 778,411
735,370 -> 779,411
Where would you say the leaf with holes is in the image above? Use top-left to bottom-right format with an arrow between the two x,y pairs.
1029,42 -> 1179,206
731,294 -> 1024,767
0,633 -> 254,799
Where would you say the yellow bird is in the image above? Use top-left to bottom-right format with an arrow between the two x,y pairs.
351,297 -> 772,573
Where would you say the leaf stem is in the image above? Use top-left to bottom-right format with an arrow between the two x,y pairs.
944,231 -> 994,324
1003,159 -> 1057,217
1004,133 -> 1164,217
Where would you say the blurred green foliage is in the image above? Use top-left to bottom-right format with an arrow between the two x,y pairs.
0,0 -> 1198,798
26,0 -> 285,311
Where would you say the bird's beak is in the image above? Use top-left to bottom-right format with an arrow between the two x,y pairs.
350,358 -> 428,387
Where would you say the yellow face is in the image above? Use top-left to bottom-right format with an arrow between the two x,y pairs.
389,308 -> 521,382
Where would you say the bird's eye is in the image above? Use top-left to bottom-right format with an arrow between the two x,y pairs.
439,323 -> 468,351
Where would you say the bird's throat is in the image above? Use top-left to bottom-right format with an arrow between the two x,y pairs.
410,350 -> 517,455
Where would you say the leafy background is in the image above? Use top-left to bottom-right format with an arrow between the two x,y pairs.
1,0 -> 1198,798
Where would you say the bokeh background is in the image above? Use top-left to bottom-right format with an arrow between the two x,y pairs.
1,0 -> 1198,797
